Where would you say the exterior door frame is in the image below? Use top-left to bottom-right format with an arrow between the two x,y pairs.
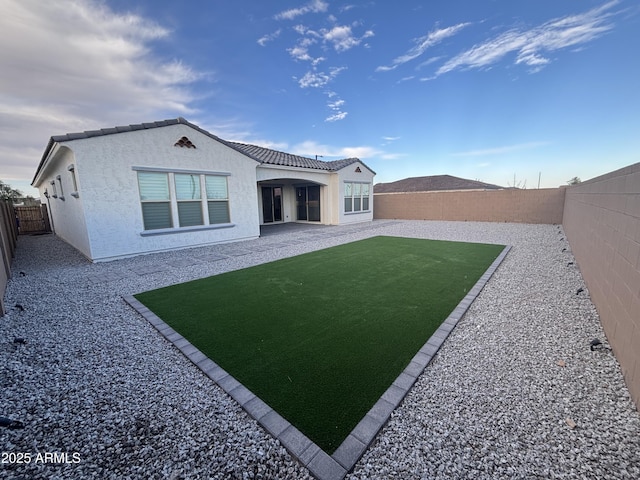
261,185 -> 283,223
296,184 -> 321,222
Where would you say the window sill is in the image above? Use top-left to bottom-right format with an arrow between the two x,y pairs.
140,223 -> 235,236
344,210 -> 371,215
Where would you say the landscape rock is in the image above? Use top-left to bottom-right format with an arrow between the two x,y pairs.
1,221 -> 639,479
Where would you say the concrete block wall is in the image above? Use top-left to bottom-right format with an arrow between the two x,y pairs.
563,162 -> 640,407
374,188 -> 566,224
373,174 -> 639,408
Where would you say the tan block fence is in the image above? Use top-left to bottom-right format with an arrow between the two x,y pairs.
374,187 -> 566,224
375,163 -> 640,409
563,163 -> 640,406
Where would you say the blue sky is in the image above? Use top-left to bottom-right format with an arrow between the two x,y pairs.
1,0 -> 639,196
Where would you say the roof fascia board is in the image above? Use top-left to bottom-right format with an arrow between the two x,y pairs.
32,140 -> 62,187
257,164 -> 330,175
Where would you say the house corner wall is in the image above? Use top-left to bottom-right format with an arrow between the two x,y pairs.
337,162 -> 375,225
563,163 -> 640,409
34,146 -> 93,260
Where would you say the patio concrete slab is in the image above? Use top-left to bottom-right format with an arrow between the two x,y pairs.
167,258 -> 201,268
196,254 -> 228,262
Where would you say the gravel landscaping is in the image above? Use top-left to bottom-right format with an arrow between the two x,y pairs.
1,220 -> 639,479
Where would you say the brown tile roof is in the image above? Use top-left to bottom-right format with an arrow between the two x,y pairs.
374,175 -> 504,193
227,141 -> 368,172
34,117 -> 374,185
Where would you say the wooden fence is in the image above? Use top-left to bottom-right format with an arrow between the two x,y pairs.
0,200 -> 18,316
15,205 -> 50,234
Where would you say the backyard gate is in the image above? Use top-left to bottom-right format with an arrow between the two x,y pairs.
15,205 -> 50,234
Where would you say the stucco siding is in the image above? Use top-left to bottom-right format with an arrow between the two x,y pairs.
337,161 -> 375,224
36,146 -> 92,258
57,124 -> 260,261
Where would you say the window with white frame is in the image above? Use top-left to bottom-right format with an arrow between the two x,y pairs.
56,175 -> 65,200
175,173 -> 203,227
68,164 -> 79,197
206,175 -> 230,224
137,170 -> 230,231
138,172 -> 172,230
344,182 -> 370,213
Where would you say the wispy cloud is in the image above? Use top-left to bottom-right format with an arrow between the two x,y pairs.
451,142 -> 549,157
326,112 -> 348,122
275,0 -> 328,21
417,56 -> 443,69
341,145 -> 385,159
288,23 -> 374,58
272,3 -> 373,122
296,66 -> 346,88
380,152 -> 406,161
437,0 -> 620,76
288,37 -> 324,63
325,94 -> 347,122
257,29 -> 281,46
291,141 -> 387,160
377,23 -> 471,72
323,24 -> 374,52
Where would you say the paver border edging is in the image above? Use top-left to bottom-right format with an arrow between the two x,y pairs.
123,244 -> 511,480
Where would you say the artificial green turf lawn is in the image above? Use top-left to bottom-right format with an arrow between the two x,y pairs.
135,236 -> 504,453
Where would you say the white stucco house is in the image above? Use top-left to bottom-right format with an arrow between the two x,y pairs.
31,118 -> 375,262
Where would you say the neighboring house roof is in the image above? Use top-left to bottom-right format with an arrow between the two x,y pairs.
33,117 -> 373,185
374,175 -> 504,193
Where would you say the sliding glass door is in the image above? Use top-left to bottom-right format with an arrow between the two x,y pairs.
262,186 -> 282,223
296,185 -> 320,222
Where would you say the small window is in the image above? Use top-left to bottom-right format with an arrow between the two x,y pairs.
138,172 -> 172,230
50,180 -> 58,198
344,183 -> 353,212
56,175 -> 64,200
175,174 -> 203,227
353,183 -> 362,211
68,164 -> 79,197
206,175 -> 230,224
362,183 -> 370,210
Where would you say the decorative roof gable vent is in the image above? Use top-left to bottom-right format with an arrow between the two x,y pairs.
174,136 -> 196,148
355,166 -> 362,172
